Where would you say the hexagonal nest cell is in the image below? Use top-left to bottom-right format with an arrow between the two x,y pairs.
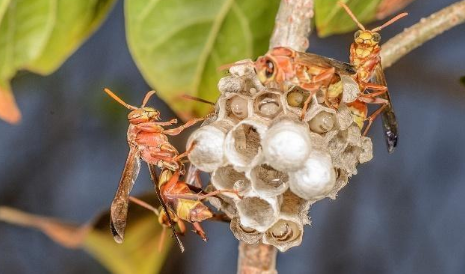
188,60 -> 373,252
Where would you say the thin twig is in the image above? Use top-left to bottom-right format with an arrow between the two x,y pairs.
269,0 -> 314,52
381,0 -> 465,68
237,242 -> 278,274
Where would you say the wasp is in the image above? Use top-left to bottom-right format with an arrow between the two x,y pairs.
254,47 -> 357,119
104,88 -> 221,252
339,2 -> 407,153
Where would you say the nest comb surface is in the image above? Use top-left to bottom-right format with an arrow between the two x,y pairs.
188,61 -> 373,252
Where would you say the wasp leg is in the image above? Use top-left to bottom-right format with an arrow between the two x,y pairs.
163,189 -> 242,201
299,86 -> 318,120
140,90 -> 157,107
129,196 -> 160,215
360,81 -> 388,93
192,222 -> 208,241
299,68 -> 336,120
173,141 -> 196,162
362,102 -> 388,136
313,67 -> 336,82
193,171 -> 202,188
163,118 -> 204,136
359,89 -> 388,98
135,122 -> 165,133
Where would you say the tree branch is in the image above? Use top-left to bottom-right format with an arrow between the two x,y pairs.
381,0 -> 465,68
237,242 -> 278,274
269,0 -> 314,52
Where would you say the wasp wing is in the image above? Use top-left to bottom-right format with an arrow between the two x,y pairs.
147,164 -> 185,252
110,147 -> 141,243
371,64 -> 398,153
295,51 -> 356,75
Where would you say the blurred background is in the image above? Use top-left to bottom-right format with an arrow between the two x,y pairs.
1,0 -> 465,273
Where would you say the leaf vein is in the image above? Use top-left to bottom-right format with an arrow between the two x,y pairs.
232,2 -> 253,57
191,0 -> 234,96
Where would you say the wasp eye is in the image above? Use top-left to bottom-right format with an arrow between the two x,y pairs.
354,30 -> 361,39
265,60 -> 275,78
372,33 -> 381,42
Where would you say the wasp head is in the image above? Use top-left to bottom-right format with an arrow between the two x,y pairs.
255,56 -> 277,84
354,30 -> 381,47
128,107 -> 160,124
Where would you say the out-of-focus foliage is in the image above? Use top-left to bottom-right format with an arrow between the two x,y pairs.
125,0 -> 280,119
0,194 -> 171,274
460,75 -> 465,86
315,0 -> 382,37
0,0 -> 414,123
0,0 -> 116,124
314,0 -> 415,37
376,0 -> 415,20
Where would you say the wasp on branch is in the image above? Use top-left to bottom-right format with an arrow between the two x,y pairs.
339,2 -> 407,153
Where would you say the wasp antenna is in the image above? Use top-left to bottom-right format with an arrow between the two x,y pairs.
104,88 -> 138,110
338,1 -> 366,30
217,60 -> 254,72
158,226 -> 168,252
129,196 -> 160,216
181,94 -> 215,106
141,90 -> 157,107
371,12 -> 408,32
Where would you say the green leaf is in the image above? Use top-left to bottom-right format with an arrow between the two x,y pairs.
0,0 -> 54,123
0,0 -> 116,124
27,0 -> 116,74
315,0 -> 382,37
126,0 -> 280,119
0,0 -> 55,81
0,194 -> 171,274
460,75 -> 465,87
0,0 -> 11,21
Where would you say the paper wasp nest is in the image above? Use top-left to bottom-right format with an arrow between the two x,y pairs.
188,61 -> 373,252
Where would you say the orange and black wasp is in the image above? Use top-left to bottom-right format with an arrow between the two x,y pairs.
339,2 -> 408,153
104,88 -> 219,252
254,47 -> 357,119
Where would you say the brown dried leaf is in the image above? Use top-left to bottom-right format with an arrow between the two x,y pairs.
376,0 -> 415,20
0,194 -> 170,274
0,84 -> 21,124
